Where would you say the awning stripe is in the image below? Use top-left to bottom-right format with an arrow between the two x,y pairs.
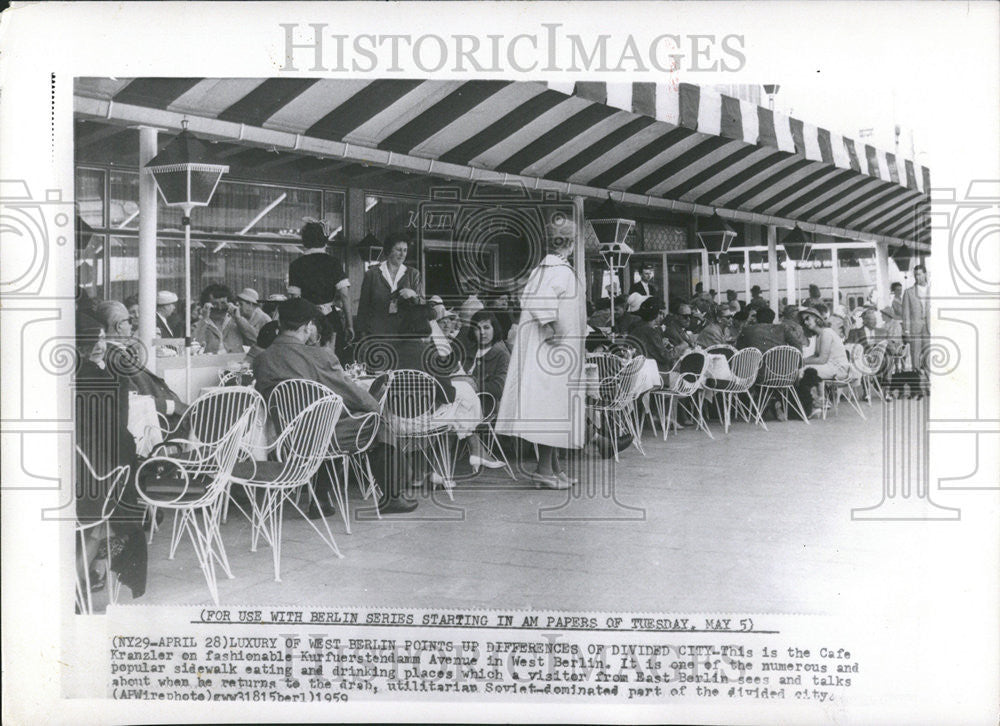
217,78 -> 318,126
114,78 -> 203,108
757,107 -> 778,149
864,145 -> 881,179
304,79 -> 425,141
377,80 -> 511,153
822,184 -> 901,227
345,81 -> 461,147
799,176 -> 881,222
771,169 -> 858,218
585,126 -> 693,189
679,83 -> 700,130
437,89 -> 565,165
695,151 -> 797,206
625,135 -> 730,194
724,158 -> 814,208
168,79 -> 268,118
817,128 -> 834,164
843,138 -> 861,172
496,103 -> 617,175
885,152 -> 900,184
904,159 -> 917,191
469,96 -> 591,169
789,118 -> 806,156
657,144 -> 759,200
533,115 -> 653,179
753,167 -> 837,216
262,79 -> 373,133
720,95 -> 743,140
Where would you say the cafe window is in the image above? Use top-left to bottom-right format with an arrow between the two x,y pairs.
76,168 -> 105,228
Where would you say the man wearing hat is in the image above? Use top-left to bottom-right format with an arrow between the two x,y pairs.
252,298 -> 418,516
155,290 -> 179,339
232,287 -> 272,347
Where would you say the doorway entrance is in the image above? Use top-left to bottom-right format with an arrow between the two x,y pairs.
666,258 -> 694,307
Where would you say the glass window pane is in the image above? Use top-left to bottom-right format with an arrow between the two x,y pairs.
76,233 -> 105,302
364,195 -> 420,257
323,190 -> 346,240
109,170 -> 141,231
184,182 -> 322,237
75,168 -> 105,227
107,235 -> 139,303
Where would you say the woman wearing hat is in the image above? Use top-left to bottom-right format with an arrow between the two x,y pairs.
355,232 -> 422,342
232,287 -> 272,347
799,306 -> 850,380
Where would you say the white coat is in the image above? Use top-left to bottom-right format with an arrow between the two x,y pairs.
496,254 -> 586,449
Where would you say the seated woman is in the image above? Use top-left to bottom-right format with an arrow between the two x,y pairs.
800,306 -> 850,379
627,297 -> 674,368
467,310 -> 511,408
391,299 -> 503,472
74,313 -> 147,601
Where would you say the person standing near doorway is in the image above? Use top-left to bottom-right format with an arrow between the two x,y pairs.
630,262 -> 658,297
288,221 -> 354,357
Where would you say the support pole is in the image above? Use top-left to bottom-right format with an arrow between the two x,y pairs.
573,196 -> 587,335
874,240 -> 890,309
183,215 -> 193,403
831,248 -> 841,313
785,257 -> 796,306
767,225 -> 780,310
743,248 -> 751,304
137,126 -> 159,355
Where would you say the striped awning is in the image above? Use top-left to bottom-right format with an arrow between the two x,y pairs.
74,78 -> 930,248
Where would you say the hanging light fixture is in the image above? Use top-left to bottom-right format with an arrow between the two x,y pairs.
589,197 -> 635,334
781,226 -> 814,262
696,213 -> 738,255
888,243 -> 914,271
145,120 -> 229,401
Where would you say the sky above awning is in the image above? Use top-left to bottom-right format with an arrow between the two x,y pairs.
74,78 -> 930,249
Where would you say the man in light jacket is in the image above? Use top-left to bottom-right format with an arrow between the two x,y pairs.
902,265 -> 930,372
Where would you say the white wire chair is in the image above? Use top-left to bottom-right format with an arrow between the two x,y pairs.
703,347 -> 766,433
821,345 -> 867,420
755,345 -> 810,423
852,340 -> 889,404
135,409 -> 254,605
377,369 -> 458,499
230,396 -> 344,581
218,368 -> 254,387
477,391 -> 517,479
146,386 -> 266,541
586,353 -> 648,460
268,378 -> 382,533
650,350 -> 714,440
74,447 -> 131,614
705,344 -> 738,360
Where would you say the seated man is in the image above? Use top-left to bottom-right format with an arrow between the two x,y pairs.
193,283 -> 244,354
94,300 -> 187,430
848,307 -> 903,354
695,305 -> 734,348
735,305 -> 786,354
662,302 -> 696,350
253,298 -> 417,515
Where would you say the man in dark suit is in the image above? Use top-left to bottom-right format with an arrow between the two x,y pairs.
848,307 -> 902,353
94,300 -> 188,428
629,262 -> 658,298
253,298 -> 417,516
736,306 -> 788,354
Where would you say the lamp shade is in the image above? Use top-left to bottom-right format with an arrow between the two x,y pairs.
599,240 -> 634,271
888,243 -> 914,271
145,129 -> 229,211
762,84 -> 781,96
696,214 -> 737,254
588,197 -> 635,247
782,227 -> 814,262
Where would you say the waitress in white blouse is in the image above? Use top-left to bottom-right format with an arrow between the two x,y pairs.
356,232 -> 422,339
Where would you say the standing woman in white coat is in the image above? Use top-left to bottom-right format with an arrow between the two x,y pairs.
496,220 -> 586,489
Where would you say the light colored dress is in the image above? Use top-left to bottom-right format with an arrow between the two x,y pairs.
810,327 -> 850,379
496,254 -> 586,449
